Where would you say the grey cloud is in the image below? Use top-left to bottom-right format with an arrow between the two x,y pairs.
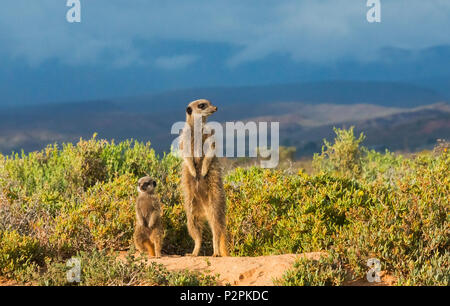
154,55 -> 198,70
0,0 -> 449,67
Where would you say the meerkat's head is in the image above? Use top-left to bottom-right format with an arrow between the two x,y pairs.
137,176 -> 157,194
186,99 -> 218,121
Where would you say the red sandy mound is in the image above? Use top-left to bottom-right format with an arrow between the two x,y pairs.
145,253 -> 394,286
0,276 -> 19,286
148,252 -> 323,286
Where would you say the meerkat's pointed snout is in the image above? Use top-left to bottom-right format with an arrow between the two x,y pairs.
208,104 -> 218,115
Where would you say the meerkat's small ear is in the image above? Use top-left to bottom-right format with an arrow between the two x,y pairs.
186,106 -> 192,115
153,181 -> 157,187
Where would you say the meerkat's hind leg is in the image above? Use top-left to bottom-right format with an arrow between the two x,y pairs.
143,240 -> 155,257
208,196 -> 228,257
152,231 -> 163,258
186,215 -> 203,256
208,208 -> 227,257
154,241 -> 162,258
211,221 -> 226,257
219,231 -> 229,257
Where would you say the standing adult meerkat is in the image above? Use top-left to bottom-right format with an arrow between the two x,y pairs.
179,99 -> 228,257
134,176 -> 163,258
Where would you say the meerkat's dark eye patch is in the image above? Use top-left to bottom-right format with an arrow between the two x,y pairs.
186,106 -> 192,115
198,103 -> 206,109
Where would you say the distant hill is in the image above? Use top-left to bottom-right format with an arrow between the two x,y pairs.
0,81 -> 448,156
273,103 -> 450,155
119,80 -> 446,112
412,77 -> 450,100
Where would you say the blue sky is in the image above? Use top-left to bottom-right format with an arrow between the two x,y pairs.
0,0 -> 449,104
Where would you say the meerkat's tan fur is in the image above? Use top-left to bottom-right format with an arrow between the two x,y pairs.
180,99 -> 228,257
134,176 -> 163,258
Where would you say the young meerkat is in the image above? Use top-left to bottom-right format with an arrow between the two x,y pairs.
179,99 -> 228,257
134,176 -> 163,258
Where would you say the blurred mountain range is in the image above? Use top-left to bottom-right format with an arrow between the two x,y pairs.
1,80 -> 449,157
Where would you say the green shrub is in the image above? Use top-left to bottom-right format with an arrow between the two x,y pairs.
0,135 -> 162,203
0,230 -> 44,278
49,173 -> 137,253
0,132 -> 448,286
147,262 -> 219,286
313,126 -> 365,178
225,167 -> 371,256
0,135 -> 184,257
333,152 -> 450,285
361,149 -> 406,184
39,250 -> 218,286
274,255 -> 346,286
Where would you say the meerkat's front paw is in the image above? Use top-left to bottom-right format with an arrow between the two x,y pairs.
201,166 -> 209,177
189,168 -> 197,178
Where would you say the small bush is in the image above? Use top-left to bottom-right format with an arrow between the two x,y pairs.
360,148 -> 406,184
225,167 -> 371,256
313,126 -> 365,178
0,230 -> 44,278
274,255 -> 346,286
39,250 -> 218,286
333,152 -> 450,285
49,173 -> 137,254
